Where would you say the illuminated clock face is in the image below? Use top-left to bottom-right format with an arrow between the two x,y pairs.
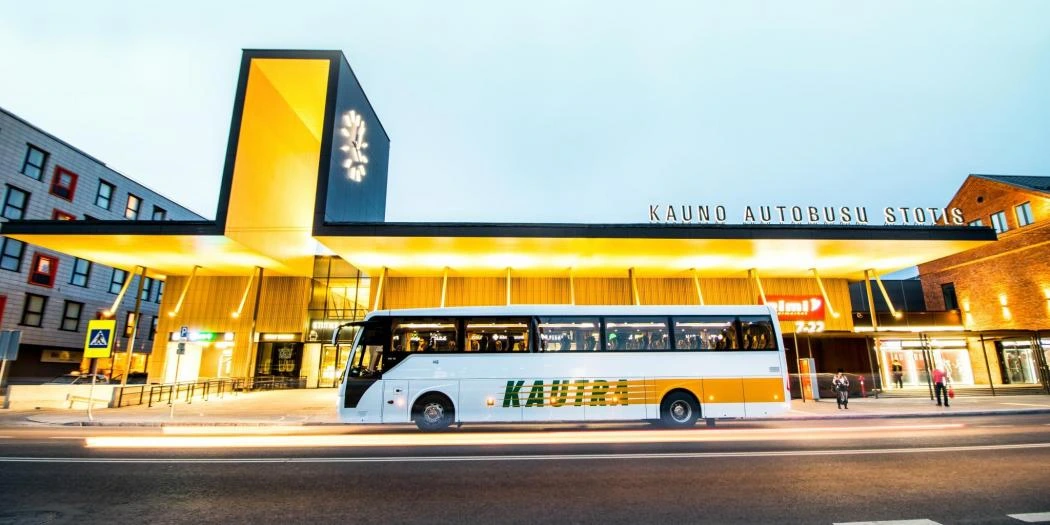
339,110 -> 369,182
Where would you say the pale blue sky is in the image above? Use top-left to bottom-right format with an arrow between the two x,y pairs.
1,1 -> 1048,223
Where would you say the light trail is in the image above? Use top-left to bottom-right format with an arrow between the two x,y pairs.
84,423 -> 965,449
1,442 -> 1048,464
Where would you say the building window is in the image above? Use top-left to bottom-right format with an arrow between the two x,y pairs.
151,205 -> 167,221
49,167 -> 78,201
967,219 -> 983,227
20,145 -> 48,181
149,316 -> 158,340
0,238 -> 25,272
52,209 -> 76,221
28,253 -> 59,287
140,276 -> 154,301
70,258 -> 92,287
1016,202 -> 1034,227
990,211 -> 1009,233
60,300 -> 84,332
20,293 -> 47,327
156,280 -> 164,303
941,283 -> 959,311
109,268 -> 128,294
2,185 -> 29,220
124,311 -> 137,337
124,194 -> 142,220
95,180 -> 115,210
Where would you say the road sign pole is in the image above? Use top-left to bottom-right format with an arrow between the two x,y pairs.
87,359 -> 99,421
170,351 -> 182,418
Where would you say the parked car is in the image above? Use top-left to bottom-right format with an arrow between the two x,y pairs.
46,373 -> 109,385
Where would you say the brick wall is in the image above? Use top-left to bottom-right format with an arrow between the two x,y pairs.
918,175 -> 1050,331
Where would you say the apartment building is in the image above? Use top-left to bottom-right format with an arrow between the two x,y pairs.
0,107 -> 203,383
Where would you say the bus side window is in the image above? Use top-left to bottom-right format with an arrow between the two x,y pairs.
536,317 -> 600,352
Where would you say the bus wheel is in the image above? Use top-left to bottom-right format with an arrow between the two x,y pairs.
660,391 -> 700,428
414,394 -> 453,431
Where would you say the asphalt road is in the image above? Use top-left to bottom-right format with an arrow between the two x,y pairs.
0,415 -> 1048,524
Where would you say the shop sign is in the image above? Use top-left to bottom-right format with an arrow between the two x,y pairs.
258,333 -> 301,342
167,331 -> 232,343
647,204 -> 965,226
41,349 -> 83,363
765,295 -> 825,321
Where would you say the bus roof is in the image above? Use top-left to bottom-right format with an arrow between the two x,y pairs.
364,304 -> 779,319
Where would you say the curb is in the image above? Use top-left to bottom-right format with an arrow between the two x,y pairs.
10,408 -> 1050,427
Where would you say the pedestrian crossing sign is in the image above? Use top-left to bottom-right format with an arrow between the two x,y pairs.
84,320 -> 117,358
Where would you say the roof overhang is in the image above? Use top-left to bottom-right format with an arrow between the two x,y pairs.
313,222 -> 997,279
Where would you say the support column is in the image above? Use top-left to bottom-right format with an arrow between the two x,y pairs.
810,268 -> 840,319
863,270 -> 880,332
242,266 -> 265,380
169,265 -> 200,318
569,268 -> 576,306
440,267 -> 449,308
748,269 -> 767,305
691,268 -> 705,306
120,266 -> 148,387
506,267 -> 512,306
628,268 -> 640,306
372,267 -> 387,311
870,269 -> 902,319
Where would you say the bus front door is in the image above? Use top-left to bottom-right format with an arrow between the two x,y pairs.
383,380 -> 410,423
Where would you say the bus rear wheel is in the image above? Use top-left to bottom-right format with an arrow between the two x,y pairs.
660,391 -> 700,428
413,394 -> 454,431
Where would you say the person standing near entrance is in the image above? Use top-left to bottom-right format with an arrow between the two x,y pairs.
832,369 -> 850,409
891,358 -> 904,389
932,366 -> 950,407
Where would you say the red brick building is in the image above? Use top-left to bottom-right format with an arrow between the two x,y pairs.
918,174 -> 1050,389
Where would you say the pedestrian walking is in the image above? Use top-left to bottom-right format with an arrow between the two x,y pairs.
832,369 -> 850,409
891,358 -> 904,389
932,366 -> 950,407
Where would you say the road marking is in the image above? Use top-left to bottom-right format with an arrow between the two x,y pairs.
1001,403 -> 1050,408
49,437 -> 84,440
78,424 -> 967,449
1009,512 -> 1050,523
0,442 -> 1047,464
977,425 -> 1014,428
835,520 -> 941,525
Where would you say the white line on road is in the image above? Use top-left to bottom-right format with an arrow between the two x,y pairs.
0,442 -> 1047,464
1009,512 -> 1050,523
1001,403 -> 1050,408
835,520 -> 941,525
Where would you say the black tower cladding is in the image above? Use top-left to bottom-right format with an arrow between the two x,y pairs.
321,55 -> 390,223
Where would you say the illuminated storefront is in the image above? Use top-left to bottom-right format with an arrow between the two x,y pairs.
4,50 -> 1010,390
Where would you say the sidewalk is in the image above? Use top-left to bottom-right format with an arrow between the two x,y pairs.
1,389 -> 1049,427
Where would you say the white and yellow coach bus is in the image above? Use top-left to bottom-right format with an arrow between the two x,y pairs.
336,305 -> 790,430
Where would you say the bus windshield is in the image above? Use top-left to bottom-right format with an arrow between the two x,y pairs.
346,323 -> 386,379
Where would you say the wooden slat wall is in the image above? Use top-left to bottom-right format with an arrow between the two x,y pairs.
575,278 -> 632,305
512,277 -> 572,304
150,276 -> 311,380
371,275 -> 853,332
447,277 -> 503,307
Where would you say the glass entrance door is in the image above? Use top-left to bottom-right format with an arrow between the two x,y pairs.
318,344 -> 351,388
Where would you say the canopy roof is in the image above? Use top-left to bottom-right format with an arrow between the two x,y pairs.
1,50 -> 997,281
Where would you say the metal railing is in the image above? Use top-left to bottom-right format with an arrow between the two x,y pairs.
113,375 -> 307,407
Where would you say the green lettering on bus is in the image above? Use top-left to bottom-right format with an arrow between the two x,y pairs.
550,380 -> 569,407
525,380 -> 546,407
573,379 -> 590,406
591,380 -> 610,406
614,379 -> 630,406
503,380 -> 525,407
